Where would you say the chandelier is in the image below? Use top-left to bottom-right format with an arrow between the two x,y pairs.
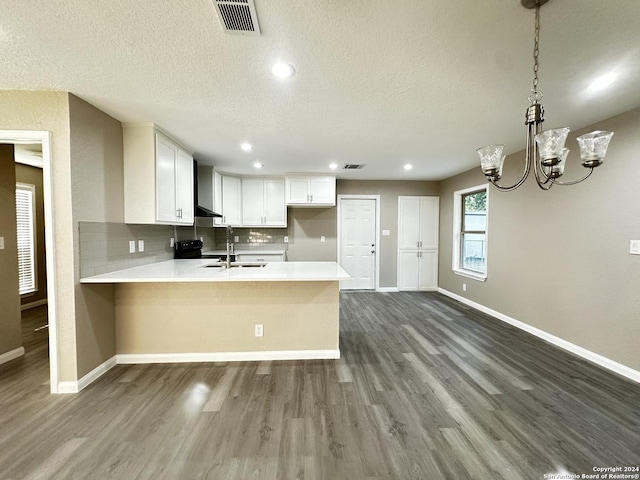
477,0 -> 614,191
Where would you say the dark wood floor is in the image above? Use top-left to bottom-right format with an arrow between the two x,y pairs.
1,293 -> 639,479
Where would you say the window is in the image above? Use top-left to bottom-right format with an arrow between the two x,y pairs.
16,183 -> 36,295
453,185 -> 488,281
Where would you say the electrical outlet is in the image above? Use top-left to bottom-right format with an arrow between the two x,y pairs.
129,240 -> 136,253
138,240 -> 145,252
284,236 -> 289,243
463,283 -> 467,292
0,236 -> 4,250
170,237 -> 175,248
254,324 -> 264,337
631,240 -> 640,255
320,235 -> 326,243
199,236 -> 204,242
382,230 -> 390,236
234,235 -> 240,243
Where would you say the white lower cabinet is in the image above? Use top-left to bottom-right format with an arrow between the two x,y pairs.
398,250 -> 438,291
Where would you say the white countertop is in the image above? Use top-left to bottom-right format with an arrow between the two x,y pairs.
80,260 -> 350,284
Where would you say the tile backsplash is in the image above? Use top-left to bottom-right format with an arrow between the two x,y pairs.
79,223 -> 285,278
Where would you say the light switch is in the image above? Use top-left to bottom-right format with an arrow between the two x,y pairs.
129,240 -> 136,253
382,230 -> 390,236
0,236 -> 4,250
138,240 -> 145,252
234,236 -> 240,243
631,240 -> 640,255
320,235 -> 326,243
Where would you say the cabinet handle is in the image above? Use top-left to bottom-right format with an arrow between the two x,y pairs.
419,241 -> 422,248
310,194 -> 313,203
223,216 -> 226,223
417,241 -> 420,248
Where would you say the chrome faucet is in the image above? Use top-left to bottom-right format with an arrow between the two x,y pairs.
225,225 -> 234,268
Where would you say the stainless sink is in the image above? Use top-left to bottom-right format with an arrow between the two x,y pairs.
203,262 -> 267,268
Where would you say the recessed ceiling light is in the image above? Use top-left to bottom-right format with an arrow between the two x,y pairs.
271,62 -> 295,79
329,162 -> 338,170
253,161 -> 263,169
240,142 -> 252,152
404,164 -> 413,171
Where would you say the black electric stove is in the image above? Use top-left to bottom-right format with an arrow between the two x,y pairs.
174,240 -> 203,259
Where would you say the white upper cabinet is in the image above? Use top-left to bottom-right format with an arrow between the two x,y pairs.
124,125 -> 193,225
285,175 -> 336,206
398,196 -> 439,249
221,175 -> 242,226
242,178 -> 286,227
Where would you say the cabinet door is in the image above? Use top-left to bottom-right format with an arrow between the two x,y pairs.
418,251 -> 438,290
419,197 -> 439,249
175,149 -> 194,224
286,177 -> 310,204
398,251 -> 420,291
398,197 -> 421,249
155,134 -> 178,223
241,178 -> 264,226
264,178 -> 286,226
222,176 -> 242,225
213,170 -> 223,226
309,176 -> 335,205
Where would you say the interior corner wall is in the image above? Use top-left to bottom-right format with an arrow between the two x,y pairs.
0,144 -> 22,358
0,90 -> 78,381
438,107 -> 640,372
15,163 -> 47,306
68,94 -> 123,378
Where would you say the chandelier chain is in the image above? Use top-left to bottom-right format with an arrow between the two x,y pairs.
532,1 -> 540,95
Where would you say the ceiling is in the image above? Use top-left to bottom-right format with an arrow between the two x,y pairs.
1,0 -> 640,180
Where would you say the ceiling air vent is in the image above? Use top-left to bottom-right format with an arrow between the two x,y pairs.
212,0 -> 261,35
343,164 -> 366,170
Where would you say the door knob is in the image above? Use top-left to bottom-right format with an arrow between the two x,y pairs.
371,250 -> 375,254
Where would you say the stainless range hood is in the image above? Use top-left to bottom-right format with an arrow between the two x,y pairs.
194,161 -> 222,218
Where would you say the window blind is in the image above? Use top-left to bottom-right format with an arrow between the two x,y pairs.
16,183 -> 36,295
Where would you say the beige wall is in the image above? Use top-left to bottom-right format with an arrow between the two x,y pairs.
0,91 -> 124,382
68,94 -> 123,377
439,107 -> 640,371
0,90 -> 79,381
15,163 -> 47,306
0,144 -> 22,357
287,181 -> 439,288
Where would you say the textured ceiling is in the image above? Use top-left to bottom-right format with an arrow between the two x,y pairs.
1,0 -> 640,180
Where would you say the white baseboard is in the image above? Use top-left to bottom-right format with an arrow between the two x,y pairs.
21,298 -> 48,311
56,356 -> 118,394
116,349 -> 341,364
438,288 -> 640,384
377,287 -> 399,293
0,346 -> 25,365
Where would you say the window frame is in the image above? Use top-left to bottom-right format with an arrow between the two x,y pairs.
16,182 -> 37,296
452,184 -> 489,281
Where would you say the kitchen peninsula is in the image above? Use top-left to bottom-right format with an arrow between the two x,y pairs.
81,260 -> 350,363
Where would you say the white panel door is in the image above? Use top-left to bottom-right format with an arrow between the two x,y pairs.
241,178 -> 264,226
419,197 -> 439,249
418,251 -> 438,290
398,196 -> 420,249
264,178 -> 286,226
287,177 -> 310,204
222,175 -> 242,225
339,198 -> 376,290
309,176 -> 335,205
398,251 -> 420,291
176,149 -> 193,224
155,134 -> 177,223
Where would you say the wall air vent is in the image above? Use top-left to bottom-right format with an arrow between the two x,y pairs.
343,164 -> 366,170
212,0 -> 261,35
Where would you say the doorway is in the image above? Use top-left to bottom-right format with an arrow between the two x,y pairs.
0,131 -> 58,392
337,195 -> 380,290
